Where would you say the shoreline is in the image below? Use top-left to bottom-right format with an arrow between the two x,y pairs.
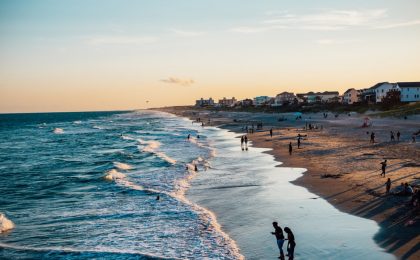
156,107 -> 420,259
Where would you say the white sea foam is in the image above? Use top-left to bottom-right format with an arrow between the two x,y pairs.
73,120 -> 82,124
138,139 -> 177,164
103,169 -> 126,181
121,135 -> 135,140
0,242 -> 180,260
93,125 -> 103,130
113,162 -> 133,170
0,213 -> 14,233
155,152 -> 177,164
53,128 -> 64,134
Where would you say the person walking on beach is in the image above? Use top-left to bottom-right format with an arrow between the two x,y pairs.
284,227 -> 296,260
297,137 -> 301,149
386,178 -> 391,195
380,159 -> 387,177
390,131 -> 395,141
289,142 -> 293,155
397,131 -> 401,141
244,135 -> 248,150
271,222 -> 285,260
270,128 -> 273,138
370,132 -> 375,143
241,135 -> 244,151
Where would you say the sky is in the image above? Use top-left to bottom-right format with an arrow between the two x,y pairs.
1,0 -> 420,113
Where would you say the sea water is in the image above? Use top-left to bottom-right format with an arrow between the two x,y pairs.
0,111 -> 241,259
0,110 -> 394,259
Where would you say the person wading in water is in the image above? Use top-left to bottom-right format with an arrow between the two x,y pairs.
271,222 -> 285,260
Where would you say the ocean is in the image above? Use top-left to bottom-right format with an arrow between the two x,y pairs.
0,110 -> 240,259
0,110 -> 394,259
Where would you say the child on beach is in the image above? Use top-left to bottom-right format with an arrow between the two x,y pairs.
271,222 -> 285,260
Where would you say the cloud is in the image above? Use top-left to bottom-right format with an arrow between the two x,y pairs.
231,9 -> 420,33
87,36 -> 157,45
316,39 -> 361,45
170,29 -> 205,37
374,19 -> 420,29
160,77 -> 195,86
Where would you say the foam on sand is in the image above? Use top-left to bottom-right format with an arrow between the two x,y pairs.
113,162 -> 133,170
0,213 -> 14,233
53,128 -> 64,134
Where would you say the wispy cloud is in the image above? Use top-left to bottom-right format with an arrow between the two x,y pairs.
87,36 -> 157,45
316,39 -> 361,45
170,29 -> 205,37
374,19 -> 420,29
231,9 -> 420,33
160,77 -> 195,86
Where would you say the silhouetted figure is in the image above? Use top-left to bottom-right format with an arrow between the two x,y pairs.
297,137 -> 301,149
156,195 -> 160,201
380,159 -> 387,177
194,164 -> 198,172
370,132 -> 375,143
244,135 -> 248,151
397,131 -> 400,141
390,131 -> 395,141
386,178 -> 391,195
284,227 -> 295,260
197,135 -> 200,139
270,128 -> 273,138
241,135 -> 244,151
271,222 -> 285,260
289,142 -> 292,155
187,134 -> 190,140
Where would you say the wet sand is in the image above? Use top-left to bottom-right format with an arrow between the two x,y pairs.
156,107 -> 420,259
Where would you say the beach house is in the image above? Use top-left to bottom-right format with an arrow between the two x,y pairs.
369,82 -> 399,103
195,98 -> 215,107
343,88 -> 360,104
397,82 -> 420,102
253,96 -> 272,107
272,92 -> 296,106
299,91 -> 339,103
218,97 -> 237,107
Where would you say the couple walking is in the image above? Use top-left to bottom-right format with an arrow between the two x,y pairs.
271,222 -> 296,260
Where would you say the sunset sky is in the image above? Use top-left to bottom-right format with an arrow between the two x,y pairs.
1,0 -> 420,113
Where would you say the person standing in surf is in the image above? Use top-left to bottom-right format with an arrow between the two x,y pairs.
284,227 -> 296,260
241,135 -> 244,151
271,222 -> 285,260
244,135 -> 248,150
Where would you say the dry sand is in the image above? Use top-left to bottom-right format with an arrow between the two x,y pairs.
157,107 -> 420,259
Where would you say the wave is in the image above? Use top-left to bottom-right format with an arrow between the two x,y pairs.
113,162 -> 133,170
53,128 -> 64,134
93,125 -> 103,130
121,135 -> 135,140
0,242 -> 179,260
138,139 -> 176,165
169,158 -> 244,260
0,213 -> 15,233
73,120 -> 82,124
103,169 -> 126,181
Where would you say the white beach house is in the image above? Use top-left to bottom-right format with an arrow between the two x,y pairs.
397,82 -> 420,102
253,96 -> 271,106
370,82 -> 399,103
195,98 -> 215,107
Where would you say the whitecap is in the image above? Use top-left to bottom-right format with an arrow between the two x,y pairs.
0,213 -> 14,233
103,169 -> 126,181
113,162 -> 133,170
73,120 -> 82,124
53,128 -> 64,134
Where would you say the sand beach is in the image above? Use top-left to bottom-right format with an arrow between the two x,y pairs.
158,107 -> 420,259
